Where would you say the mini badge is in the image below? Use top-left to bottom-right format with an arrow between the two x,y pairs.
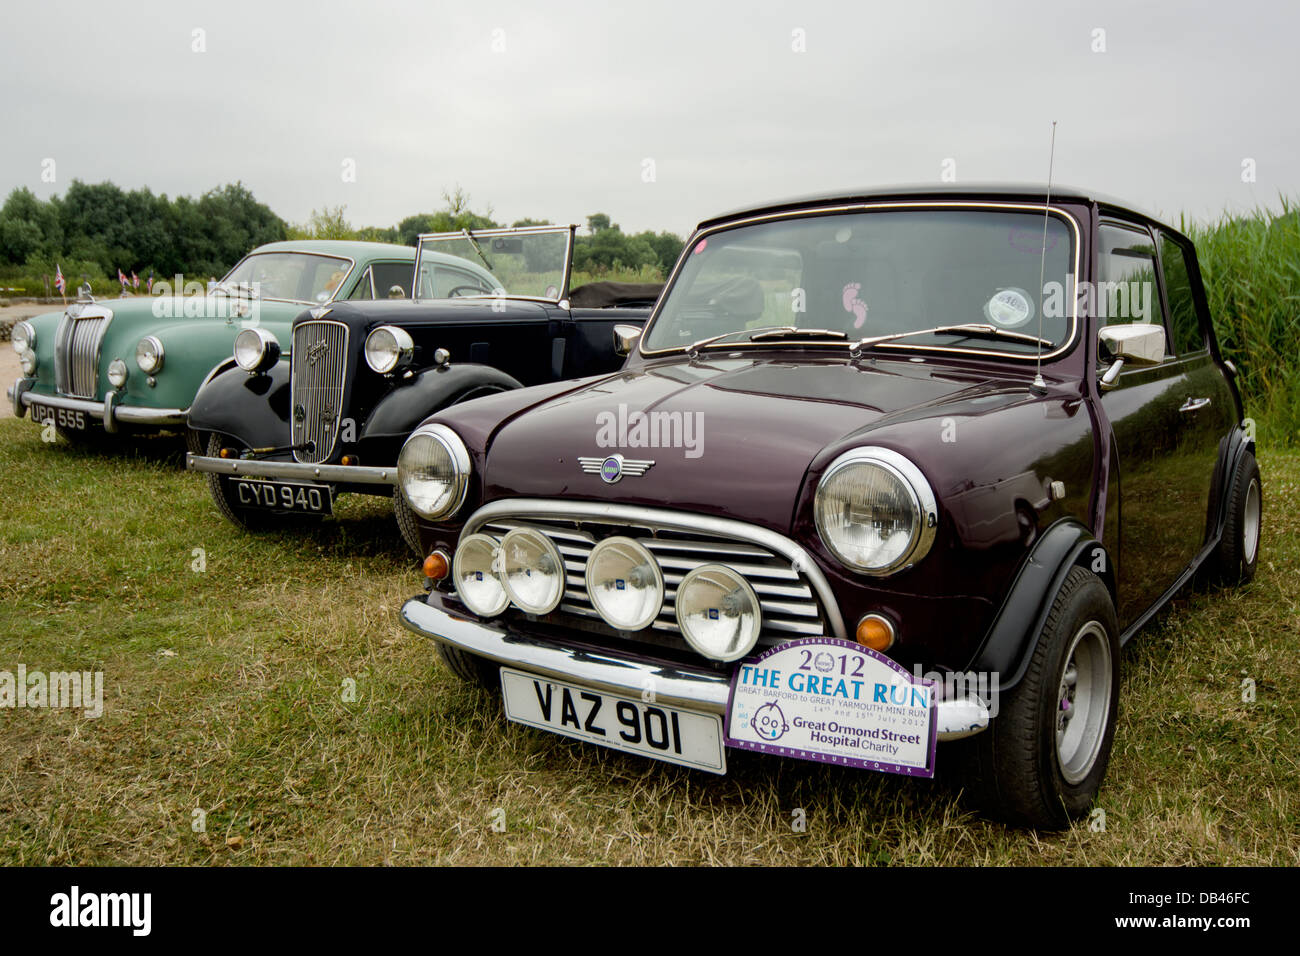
577,453 -> 654,483
725,638 -> 938,777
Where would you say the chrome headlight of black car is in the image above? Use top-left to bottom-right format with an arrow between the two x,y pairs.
233,327 -> 280,372
364,325 -> 414,374
135,335 -> 164,374
11,321 -> 35,355
398,423 -> 471,519
814,447 -> 938,576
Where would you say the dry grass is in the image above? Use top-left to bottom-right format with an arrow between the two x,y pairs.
0,417 -> 1296,865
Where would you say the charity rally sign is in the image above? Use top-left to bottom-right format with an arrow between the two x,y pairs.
725,638 -> 938,777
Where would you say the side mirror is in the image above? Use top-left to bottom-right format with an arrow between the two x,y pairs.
1099,323 -> 1165,389
613,324 -> 641,356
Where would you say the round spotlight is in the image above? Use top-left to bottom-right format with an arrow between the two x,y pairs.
498,528 -> 565,615
135,335 -> 164,374
364,325 -> 414,374
233,327 -> 280,372
452,534 -> 507,617
19,348 -> 37,376
107,359 -> 129,388
585,536 -> 663,631
675,564 -> 762,662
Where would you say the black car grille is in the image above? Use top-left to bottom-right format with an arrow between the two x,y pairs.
476,511 -> 833,654
54,310 -> 112,398
291,320 -> 348,464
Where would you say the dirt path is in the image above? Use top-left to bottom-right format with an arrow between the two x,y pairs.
0,302 -> 62,420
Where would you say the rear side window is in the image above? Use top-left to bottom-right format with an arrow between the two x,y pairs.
1159,233 -> 1207,355
372,261 -> 413,298
347,267 -> 374,300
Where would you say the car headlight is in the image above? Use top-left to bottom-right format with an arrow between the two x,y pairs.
498,528 -> 565,615
11,321 -> 34,355
107,359 -> 129,388
397,423 -> 471,519
135,335 -> 164,374
585,536 -> 664,631
233,327 -> 280,372
452,533 -> 509,617
364,325 -> 414,374
675,564 -> 762,661
814,447 -> 938,575
19,348 -> 37,376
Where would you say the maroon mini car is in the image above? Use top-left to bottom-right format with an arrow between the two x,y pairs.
395,185 -> 1260,828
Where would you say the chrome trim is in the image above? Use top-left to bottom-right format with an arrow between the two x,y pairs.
815,446 -> 940,576
54,304 -> 113,398
135,335 -> 165,374
398,423 -> 472,518
234,327 -> 281,372
364,325 -> 415,373
584,536 -> 664,632
186,453 -> 396,484
216,250 -> 358,306
8,377 -> 34,418
413,225 -> 575,303
290,319 -> 349,464
638,201 -> 1083,363
20,388 -> 186,426
675,563 -> 763,662
461,498 -> 847,641
401,596 -> 987,740
11,321 -> 35,353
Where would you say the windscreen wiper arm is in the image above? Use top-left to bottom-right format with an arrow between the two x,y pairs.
851,323 -> 1053,353
461,229 -> 494,272
686,326 -> 850,356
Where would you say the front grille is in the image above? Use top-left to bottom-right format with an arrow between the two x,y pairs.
54,309 -> 112,398
291,320 -> 348,464
477,511 -> 833,653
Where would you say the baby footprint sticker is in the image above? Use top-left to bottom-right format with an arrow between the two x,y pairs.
842,282 -> 868,329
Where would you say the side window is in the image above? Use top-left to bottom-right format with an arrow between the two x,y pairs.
372,262 -> 412,298
347,267 -> 374,300
1159,233 -> 1206,356
1097,223 -> 1160,329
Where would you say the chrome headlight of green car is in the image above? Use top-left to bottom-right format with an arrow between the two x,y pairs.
135,336 -> 164,374
11,321 -> 35,355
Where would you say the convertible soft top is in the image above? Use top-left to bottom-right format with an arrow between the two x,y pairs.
568,282 -> 663,309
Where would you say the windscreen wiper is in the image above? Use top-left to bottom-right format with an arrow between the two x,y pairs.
686,326 -> 850,357
461,229 -> 494,272
851,323 -> 1053,353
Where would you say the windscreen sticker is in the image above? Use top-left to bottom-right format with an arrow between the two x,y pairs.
984,287 -> 1034,327
726,638 -> 938,777
841,282 -> 869,329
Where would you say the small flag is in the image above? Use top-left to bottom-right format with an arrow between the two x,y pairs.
132,271 -> 139,290
147,271 -> 154,293
118,268 -> 129,289
54,264 -> 66,295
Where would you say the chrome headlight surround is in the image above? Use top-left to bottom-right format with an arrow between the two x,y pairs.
498,527 -> 565,616
107,358 -> 129,388
397,423 -> 471,520
19,348 -> 37,376
452,533 -> 509,617
135,335 -> 165,374
233,327 -> 280,372
11,321 -> 35,355
584,536 -> 664,631
364,325 -> 414,374
675,564 -> 763,662
814,446 -> 938,576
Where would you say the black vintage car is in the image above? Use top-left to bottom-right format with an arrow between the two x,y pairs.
185,225 -> 657,551
394,186 -> 1259,828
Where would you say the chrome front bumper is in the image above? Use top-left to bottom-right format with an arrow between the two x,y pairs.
186,452 -> 398,485
400,595 -> 990,741
9,378 -> 185,431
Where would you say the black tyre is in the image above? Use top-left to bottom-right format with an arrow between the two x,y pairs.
394,491 -> 424,557
1205,450 -> 1261,587
204,433 -> 323,532
436,644 -> 501,691
185,427 -> 209,457
958,566 -> 1120,829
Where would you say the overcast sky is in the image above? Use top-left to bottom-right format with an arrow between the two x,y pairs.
2,0 -> 1296,236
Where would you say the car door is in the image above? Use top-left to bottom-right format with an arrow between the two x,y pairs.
1097,219 -> 1220,628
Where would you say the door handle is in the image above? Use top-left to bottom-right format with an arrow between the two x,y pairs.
1179,397 -> 1211,413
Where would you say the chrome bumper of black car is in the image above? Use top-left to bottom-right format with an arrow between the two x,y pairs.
400,594 -> 991,741
9,378 -> 186,431
186,452 -> 398,486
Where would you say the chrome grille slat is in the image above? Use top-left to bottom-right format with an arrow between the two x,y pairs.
54,309 -> 112,398
470,514 -> 830,651
291,320 -> 348,464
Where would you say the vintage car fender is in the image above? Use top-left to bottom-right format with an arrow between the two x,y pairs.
1207,423 -> 1256,546
966,518 -> 1116,693
187,360 -> 292,449
360,364 -> 525,442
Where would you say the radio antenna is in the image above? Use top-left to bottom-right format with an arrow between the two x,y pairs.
1031,120 -> 1057,396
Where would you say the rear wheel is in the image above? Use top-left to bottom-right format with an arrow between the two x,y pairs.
957,566 -> 1120,829
436,644 -> 501,691
1205,450 -> 1261,586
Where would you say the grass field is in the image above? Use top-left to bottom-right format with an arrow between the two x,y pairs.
0,416 -> 1297,865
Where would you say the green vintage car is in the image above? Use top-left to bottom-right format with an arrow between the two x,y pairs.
4,239 -> 443,447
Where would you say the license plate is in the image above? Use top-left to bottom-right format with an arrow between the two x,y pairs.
230,478 -> 333,515
500,669 -> 726,774
31,404 -> 86,430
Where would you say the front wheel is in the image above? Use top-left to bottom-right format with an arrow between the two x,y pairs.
393,491 -> 423,557
958,566 -> 1120,829
204,433 -> 324,532
436,644 -> 501,691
